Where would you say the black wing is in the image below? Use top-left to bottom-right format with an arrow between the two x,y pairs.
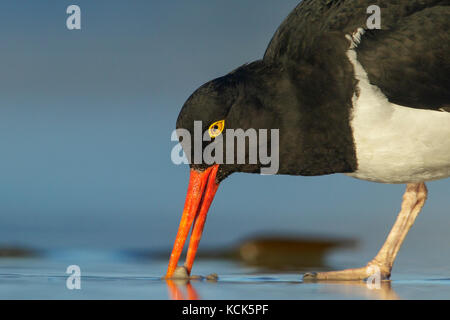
356,6 -> 450,110
264,0 -> 449,111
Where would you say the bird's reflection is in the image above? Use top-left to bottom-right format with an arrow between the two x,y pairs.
166,279 -> 200,300
310,280 -> 400,300
165,276 -> 399,300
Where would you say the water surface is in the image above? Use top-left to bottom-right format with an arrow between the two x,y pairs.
1,248 -> 449,300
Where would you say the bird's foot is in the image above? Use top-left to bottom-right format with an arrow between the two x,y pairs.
303,261 -> 391,281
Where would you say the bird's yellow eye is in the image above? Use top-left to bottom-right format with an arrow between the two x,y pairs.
208,120 -> 225,138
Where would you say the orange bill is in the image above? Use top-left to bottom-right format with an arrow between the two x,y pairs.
165,164 -> 220,278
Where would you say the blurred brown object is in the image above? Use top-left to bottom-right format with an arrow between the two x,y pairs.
0,246 -> 36,258
195,234 -> 357,271
236,236 -> 356,271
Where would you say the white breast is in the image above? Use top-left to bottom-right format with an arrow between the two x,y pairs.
344,29 -> 450,184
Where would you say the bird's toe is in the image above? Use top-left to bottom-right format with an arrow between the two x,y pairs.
302,272 -> 318,281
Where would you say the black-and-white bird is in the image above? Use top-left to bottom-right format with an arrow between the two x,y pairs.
166,0 -> 450,280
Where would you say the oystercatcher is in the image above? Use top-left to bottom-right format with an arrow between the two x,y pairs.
166,0 -> 450,280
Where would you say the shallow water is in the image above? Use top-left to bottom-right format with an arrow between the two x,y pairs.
1,249 -> 450,300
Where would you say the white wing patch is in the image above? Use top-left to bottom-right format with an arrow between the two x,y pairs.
345,29 -> 450,184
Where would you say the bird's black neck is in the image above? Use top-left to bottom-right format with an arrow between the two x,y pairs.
229,45 -> 357,176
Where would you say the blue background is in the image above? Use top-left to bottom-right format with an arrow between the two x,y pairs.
1,1 -> 448,263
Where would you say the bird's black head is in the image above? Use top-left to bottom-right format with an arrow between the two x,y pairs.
175,61 -> 294,183
176,68 -> 238,181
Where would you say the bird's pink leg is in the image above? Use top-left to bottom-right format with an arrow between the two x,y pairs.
304,183 -> 428,281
